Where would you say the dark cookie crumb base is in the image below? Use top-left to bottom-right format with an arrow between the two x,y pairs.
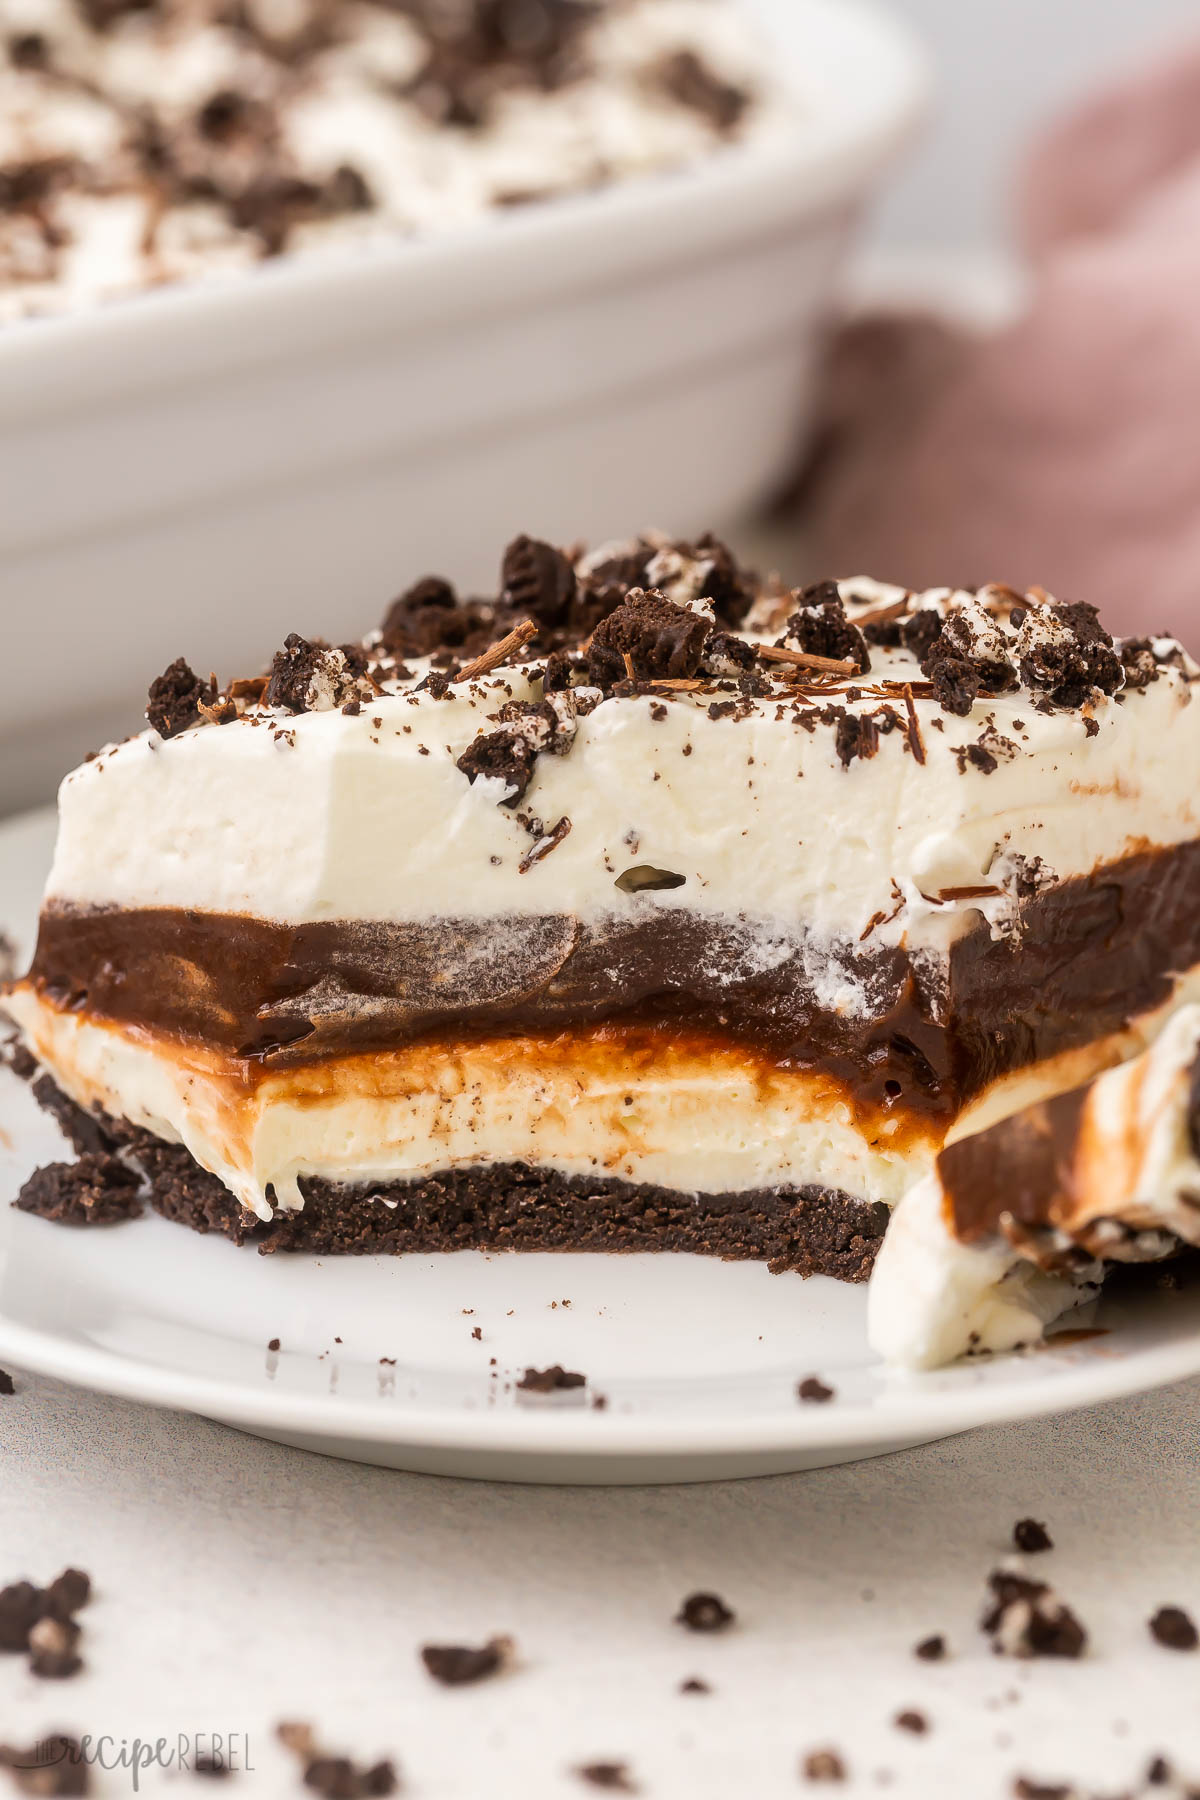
24,1081 -> 887,1280
151,1148 -> 887,1279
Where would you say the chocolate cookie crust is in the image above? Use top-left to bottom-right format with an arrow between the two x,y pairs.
23,1085 -> 888,1278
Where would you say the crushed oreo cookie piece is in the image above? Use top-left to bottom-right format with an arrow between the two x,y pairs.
0,1734 -> 89,1796
702,630 -> 758,677
516,1364 -> 585,1393
675,1593 -> 734,1633
275,1724 -> 396,1798
587,588 -> 711,687
15,1155 -> 142,1227
893,1710 -> 928,1736
265,635 -> 371,713
573,1764 -> 636,1792
1149,1606 -> 1198,1651
1119,638 -> 1164,690
0,1370 -> 12,1397
501,534 -> 576,631
801,1749 -> 846,1783
679,1677 -> 710,1694
1015,601 -> 1123,710
0,1566 -> 91,1682
657,47 -> 748,132
780,587 -> 869,675
420,1637 -> 511,1686
146,658 -> 217,739
982,1569 -> 1087,1659
914,1635 -> 946,1661
1013,1519 -> 1053,1554
27,1615 -> 82,1680
797,1377 -> 834,1403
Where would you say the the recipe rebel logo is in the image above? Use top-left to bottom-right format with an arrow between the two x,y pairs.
0,1730 -> 255,1789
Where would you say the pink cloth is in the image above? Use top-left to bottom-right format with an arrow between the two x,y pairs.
791,38 -> 1200,642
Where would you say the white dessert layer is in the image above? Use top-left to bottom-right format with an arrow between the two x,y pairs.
6,988 -> 938,1218
40,591 -> 1200,971
868,995 -> 1200,1369
13,976 -> 1200,1223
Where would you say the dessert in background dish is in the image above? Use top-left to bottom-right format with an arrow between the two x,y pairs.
870,1005 -> 1200,1368
6,530 -> 1200,1327
0,0 -> 775,322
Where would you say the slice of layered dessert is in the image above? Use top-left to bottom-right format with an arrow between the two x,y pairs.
5,534 -> 1200,1283
869,1004 -> 1200,1367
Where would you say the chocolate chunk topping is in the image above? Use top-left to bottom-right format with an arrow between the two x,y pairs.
587,589 -> 712,687
914,1634 -> 946,1661
781,588 -> 869,675
574,1764 -> 636,1791
1013,1518 -> 1053,1554
657,47 -> 748,132
675,1592 -> 734,1633
801,1749 -> 846,1783
501,534 -> 577,630
797,1376 -> 834,1403
420,1637 -> 510,1685
0,1735 -> 89,1796
146,658 -> 216,739
981,1569 -> 1087,1659
1148,1605 -> 1198,1651
516,1364 -> 586,1393
15,1155 -> 142,1227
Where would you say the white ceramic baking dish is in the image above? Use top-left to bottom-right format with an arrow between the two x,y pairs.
0,0 -> 928,812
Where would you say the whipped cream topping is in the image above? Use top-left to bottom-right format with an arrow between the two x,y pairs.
41,582 -> 1200,983
869,1000 -> 1200,1368
0,0 -> 777,322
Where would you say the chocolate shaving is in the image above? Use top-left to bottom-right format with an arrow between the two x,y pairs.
757,644 -> 859,678
902,687 -> 926,764
454,618 -> 539,683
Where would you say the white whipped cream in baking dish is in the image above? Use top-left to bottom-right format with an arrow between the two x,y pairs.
0,0 -> 784,322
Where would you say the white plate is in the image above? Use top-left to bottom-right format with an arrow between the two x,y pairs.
4,805 -> 1200,1484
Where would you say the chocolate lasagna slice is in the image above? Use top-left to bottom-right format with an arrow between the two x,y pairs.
5,536 -> 1200,1294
